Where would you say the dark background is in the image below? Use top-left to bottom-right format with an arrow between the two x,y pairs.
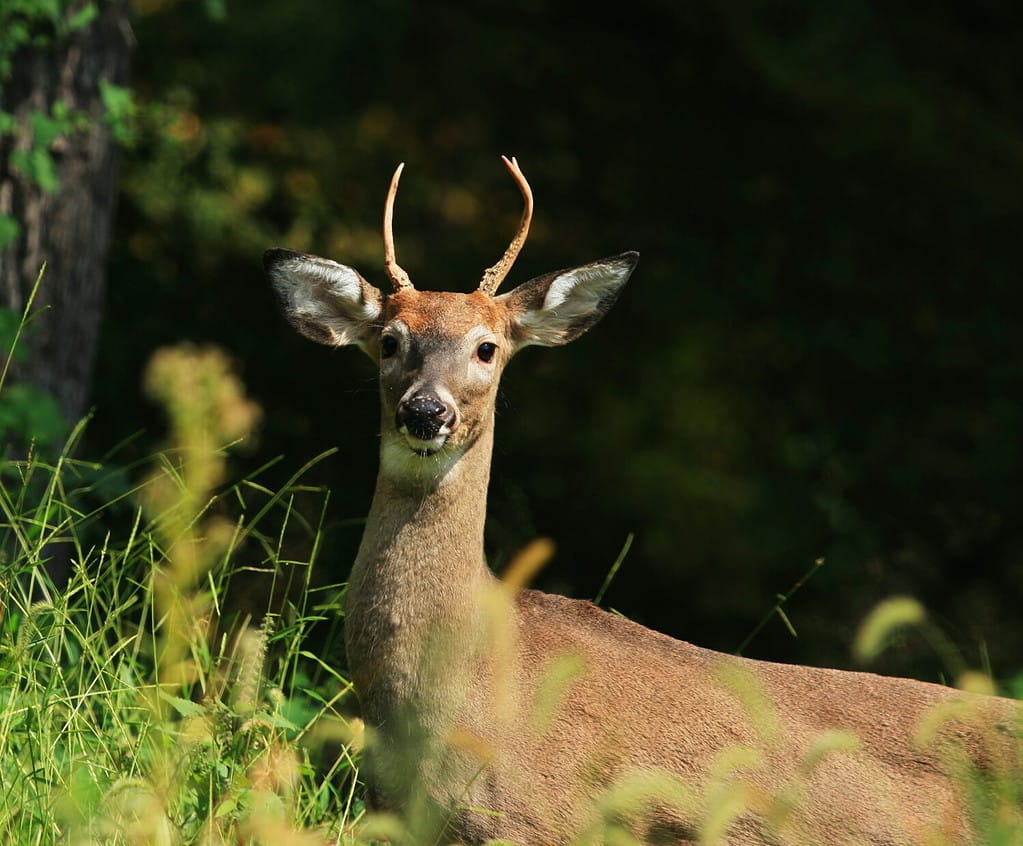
89,1 -> 1022,684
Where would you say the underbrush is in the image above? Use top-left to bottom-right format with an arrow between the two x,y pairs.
0,345 -> 362,844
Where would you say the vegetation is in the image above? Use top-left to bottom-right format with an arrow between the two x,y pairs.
0,340 -> 359,843
1,0 -> 1021,842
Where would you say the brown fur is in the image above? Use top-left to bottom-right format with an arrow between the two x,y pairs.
384,289 -> 510,338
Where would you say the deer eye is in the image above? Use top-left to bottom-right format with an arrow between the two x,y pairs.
476,342 -> 497,363
380,335 -> 398,358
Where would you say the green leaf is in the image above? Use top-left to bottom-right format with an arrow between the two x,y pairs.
4,20 -> 29,44
158,691 -> 207,718
0,215 -> 20,249
266,710 -> 301,733
67,3 -> 98,32
99,80 -> 136,145
0,307 -> 27,362
99,80 -> 133,115
9,147 -> 60,193
214,798 -> 237,819
0,383 -> 66,449
36,0 -> 63,27
31,110 -> 69,146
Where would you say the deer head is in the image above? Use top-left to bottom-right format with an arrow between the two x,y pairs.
264,157 -> 638,485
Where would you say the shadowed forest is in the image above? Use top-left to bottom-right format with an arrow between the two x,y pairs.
6,0 -> 1023,685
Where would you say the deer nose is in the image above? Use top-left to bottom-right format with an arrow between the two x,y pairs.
396,392 -> 455,441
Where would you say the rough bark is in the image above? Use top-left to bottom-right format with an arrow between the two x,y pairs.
0,0 -> 133,424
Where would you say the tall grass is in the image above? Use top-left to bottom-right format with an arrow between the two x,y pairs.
0,344 -> 361,844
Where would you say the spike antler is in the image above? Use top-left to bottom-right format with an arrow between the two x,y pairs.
479,155 -> 533,297
383,163 -> 415,292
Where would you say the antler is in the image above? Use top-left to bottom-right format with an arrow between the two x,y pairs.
478,155 -> 533,297
383,163 -> 415,292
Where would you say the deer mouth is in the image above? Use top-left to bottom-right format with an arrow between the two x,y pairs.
400,431 -> 449,457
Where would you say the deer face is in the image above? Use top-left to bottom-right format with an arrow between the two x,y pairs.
264,159 -> 637,483
379,290 -> 506,453
266,250 -> 636,479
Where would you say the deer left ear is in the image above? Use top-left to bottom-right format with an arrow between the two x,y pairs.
499,251 -> 638,349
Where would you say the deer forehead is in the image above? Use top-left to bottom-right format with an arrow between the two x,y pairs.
383,289 -> 510,339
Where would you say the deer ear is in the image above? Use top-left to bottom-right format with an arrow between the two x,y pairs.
499,252 -> 638,349
265,248 -> 383,354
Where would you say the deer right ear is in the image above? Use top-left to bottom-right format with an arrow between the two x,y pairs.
264,248 -> 383,353
499,251 -> 638,350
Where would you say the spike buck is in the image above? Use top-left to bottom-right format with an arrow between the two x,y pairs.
265,158 -> 1019,845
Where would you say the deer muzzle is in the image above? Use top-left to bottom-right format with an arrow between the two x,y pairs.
396,391 -> 456,453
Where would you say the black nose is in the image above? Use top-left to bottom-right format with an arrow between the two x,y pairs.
396,393 -> 455,440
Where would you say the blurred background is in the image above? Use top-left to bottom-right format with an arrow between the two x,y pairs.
4,0 -> 1022,683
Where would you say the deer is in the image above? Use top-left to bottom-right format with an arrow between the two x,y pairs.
264,158 -> 1020,845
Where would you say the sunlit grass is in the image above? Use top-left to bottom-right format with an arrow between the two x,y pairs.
0,344 -> 360,844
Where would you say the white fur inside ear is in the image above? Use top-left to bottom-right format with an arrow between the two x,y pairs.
273,256 -> 378,323
269,253 -> 382,348
542,260 -> 628,313
516,257 -> 633,346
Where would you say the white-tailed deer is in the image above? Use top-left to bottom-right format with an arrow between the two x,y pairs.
265,158 -> 1019,845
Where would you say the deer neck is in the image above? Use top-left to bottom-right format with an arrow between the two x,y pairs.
344,421 -> 497,725
358,432 -> 494,584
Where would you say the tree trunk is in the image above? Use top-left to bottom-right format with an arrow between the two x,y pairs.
0,0 -> 133,425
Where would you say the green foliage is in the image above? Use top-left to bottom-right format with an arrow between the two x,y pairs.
6,106 -> 80,193
0,214 -> 19,248
0,344 -> 358,843
99,79 -> 136,145
0,0 -> 136,244
0,307 -> 24,363
0,381 -> 65,450
0,299 -> 68,453
0,1 -> 97,87
66,1 -> 96,31
0,110 -> 17,247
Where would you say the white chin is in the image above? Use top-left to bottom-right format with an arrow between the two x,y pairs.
381,437 -> 461,485
403,434 -> 448,456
